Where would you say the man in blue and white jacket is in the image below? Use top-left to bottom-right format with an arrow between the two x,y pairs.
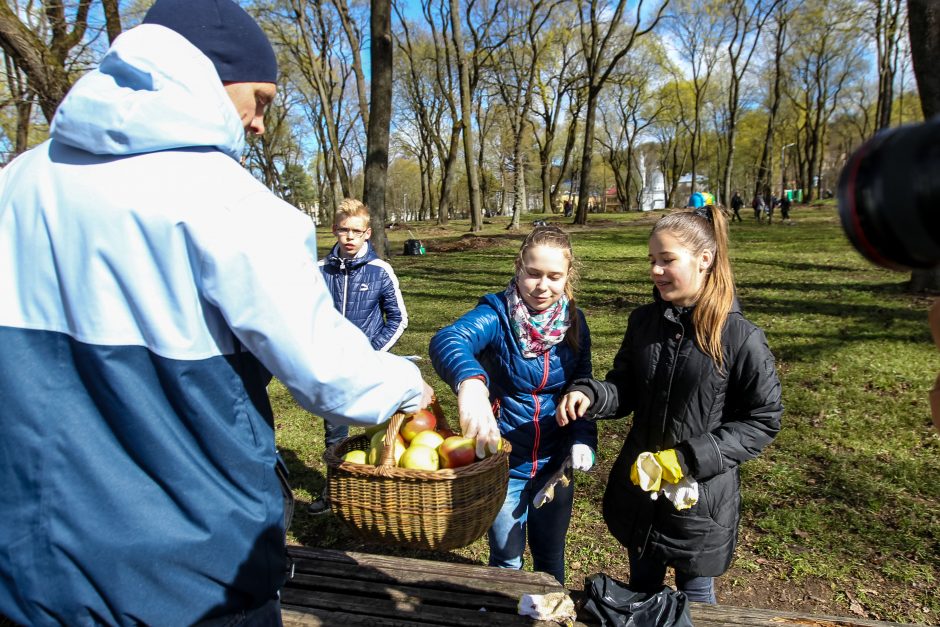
0,1 -> 431,624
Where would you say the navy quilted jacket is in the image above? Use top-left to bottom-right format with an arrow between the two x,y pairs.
430,292 -> 597,479
319,242 -> 407,350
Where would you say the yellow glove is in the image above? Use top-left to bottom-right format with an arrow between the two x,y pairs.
653,449 -> 683,484
630,449 -> 684,493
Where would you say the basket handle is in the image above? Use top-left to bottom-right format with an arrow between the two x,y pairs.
377,412 -> 407,470
376,397 -> 451,472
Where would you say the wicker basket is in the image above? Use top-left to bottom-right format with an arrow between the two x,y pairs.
324,403 -> 510,551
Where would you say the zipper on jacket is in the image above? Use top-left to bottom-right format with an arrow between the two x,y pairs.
660,313 -> 684,446
529,352 -> 551,477
340,258 -> 349,316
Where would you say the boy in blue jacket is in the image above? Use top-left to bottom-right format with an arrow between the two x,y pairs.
311,198 -> 409,513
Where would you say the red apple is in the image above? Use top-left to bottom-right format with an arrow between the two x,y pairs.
399,409 -> 437,443
438,436 -> 477,469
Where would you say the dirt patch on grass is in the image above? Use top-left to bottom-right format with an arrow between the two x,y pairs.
425,233 -> 519,253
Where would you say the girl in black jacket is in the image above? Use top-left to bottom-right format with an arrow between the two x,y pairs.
556,206 -> 782,603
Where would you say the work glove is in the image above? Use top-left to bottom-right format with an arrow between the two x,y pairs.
571,444 -> 595,472
457,377 -> 501,458
533,458 -> 573,509
662,476 -> 699,511
629,449 -> 684,493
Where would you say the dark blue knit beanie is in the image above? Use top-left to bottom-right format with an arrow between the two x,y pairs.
143,0 -> 278,83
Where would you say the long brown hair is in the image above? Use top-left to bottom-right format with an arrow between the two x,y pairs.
514,225 -> 582,353
650,206 -> 735,370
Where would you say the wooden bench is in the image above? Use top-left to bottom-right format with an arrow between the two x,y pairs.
280,546 -> 913,626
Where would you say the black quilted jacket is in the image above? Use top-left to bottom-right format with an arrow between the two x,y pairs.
567,293 -> 782,577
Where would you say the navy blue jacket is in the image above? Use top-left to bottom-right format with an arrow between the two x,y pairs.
319,242 -> 407,351
430,292 -> 597,479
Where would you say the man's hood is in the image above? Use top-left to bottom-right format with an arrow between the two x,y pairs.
50,24 -> 246,160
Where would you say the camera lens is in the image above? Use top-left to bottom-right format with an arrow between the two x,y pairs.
837,117 -> 940,271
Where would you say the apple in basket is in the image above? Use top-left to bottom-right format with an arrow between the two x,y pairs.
409,430 -> 444,451
368,430 -> 406,465
399,409 -> 437,443
477,437 -> 503,460
342,450 -> 367,464
399,444 -> 440,471
438,436 -> 476,469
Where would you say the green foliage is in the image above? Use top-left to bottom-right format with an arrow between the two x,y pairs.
275,205 -> 939,623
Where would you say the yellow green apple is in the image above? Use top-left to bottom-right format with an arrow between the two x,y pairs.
399,444 -> 440,470
342,450 -> 367,464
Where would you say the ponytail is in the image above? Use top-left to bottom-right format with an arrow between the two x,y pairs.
650,206 -> 735,370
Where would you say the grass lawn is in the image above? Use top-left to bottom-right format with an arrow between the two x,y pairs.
272,201 -> 939,624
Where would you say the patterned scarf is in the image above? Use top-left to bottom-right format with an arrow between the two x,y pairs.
505,279 -> 571,358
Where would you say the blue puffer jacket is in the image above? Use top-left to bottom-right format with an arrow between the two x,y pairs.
430,292 -> 596,479
319,242 -> 407,351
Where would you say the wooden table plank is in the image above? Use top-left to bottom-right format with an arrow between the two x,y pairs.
687,603 -> 915,627
283,546 -> 914,627
285,571 -> 523,614
281,588 -> 572,626
288,546 -> 562,594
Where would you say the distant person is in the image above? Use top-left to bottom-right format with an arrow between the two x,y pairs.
730,191 -> 744,222
0,2 -> 433,623
430,225 -> 597,585
556,205 -> 782,604
780,194 -> 792,221
312,198 -> 409,514
563,199 -> 573,217
752,193 -> 765,222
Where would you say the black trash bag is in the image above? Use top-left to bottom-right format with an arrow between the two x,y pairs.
403,239 -> 424,255
582,573 -> 694,627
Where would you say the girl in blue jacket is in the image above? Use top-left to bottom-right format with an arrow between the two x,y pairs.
430,225 -> 596,585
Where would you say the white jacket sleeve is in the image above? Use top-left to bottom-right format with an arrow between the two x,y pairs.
192,189 -> 423,426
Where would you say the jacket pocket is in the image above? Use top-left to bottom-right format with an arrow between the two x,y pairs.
699,470 -> 739,529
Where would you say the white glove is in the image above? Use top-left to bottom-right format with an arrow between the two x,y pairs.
662,476 -> 699,510
457,378 -> 501,458
571,444 -> 595,472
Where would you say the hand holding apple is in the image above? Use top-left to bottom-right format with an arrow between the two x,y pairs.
456,378 -> 501,458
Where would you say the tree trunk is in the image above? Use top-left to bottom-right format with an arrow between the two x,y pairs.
363,0 -> 393,258
437,125 -> 462,225
0,1 -> 89,123
575,86 -> 600,224
449,0 -> 483,232
101,0 -> 123,46
907,0 -> 940,291
333,0 -> 370,129
756,14 -> 787,200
